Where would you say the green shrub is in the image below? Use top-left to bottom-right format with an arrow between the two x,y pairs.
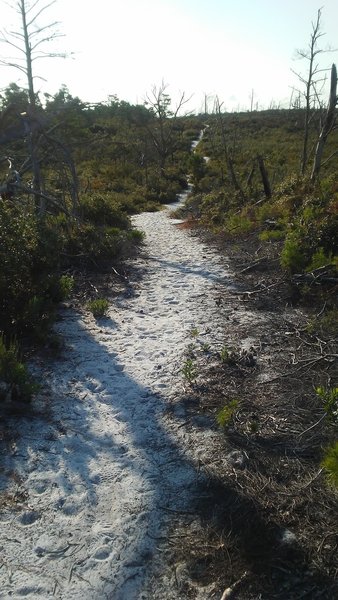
127,229 -> 145,243
45,275 -> 75,304
320,213 -> 338,255
181,358 -> 197,384
259,229 -> 285,242
280,231 -> 311,273
21,295 -> 55,342
80,193 -> 130,229
66,223 -> 124,263
256,198 -> 289,223
219,345 -> 230,363
0,200 -> 59,338
0,335 -> 37,402
321,441 -> 338,489
307,248 -> 336,272
216,399 -> 239,428
87,298 -> 109,318
0,200 -> 38,332
145,171 -> 184,204
189,153 -> 207,183
56,275 -> 74,301
317,309 -> 338,337
226,214 -> 255,235
315,386 -> 338,424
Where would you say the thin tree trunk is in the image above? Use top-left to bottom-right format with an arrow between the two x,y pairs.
215,99 -> 245,201
21,0 -> 43,212
246,162 -> 255,189
300,78 -> 312,175
257,155 -> 272,198
299,8 -> 322,176
311,63 -> 337,181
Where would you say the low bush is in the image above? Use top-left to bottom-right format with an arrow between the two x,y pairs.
87,298 -> 109,318
280,230 -> 312,273
321,441 -> 338,489
315,309 -> 338,337
0,335 -> 37,402
127,229 -> 145,243
181,358 -> 197,384
216,399 -> 239,428
315,386 -> 338,424
259,229 -> 285,242
80,193 -> 130,228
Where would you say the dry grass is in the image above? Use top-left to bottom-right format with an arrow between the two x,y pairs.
169,230 -> 338,599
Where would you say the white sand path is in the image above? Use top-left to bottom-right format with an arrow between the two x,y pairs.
0,191 -> 241,599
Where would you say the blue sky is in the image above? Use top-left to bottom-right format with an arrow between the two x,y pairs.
1,0 -> 338,112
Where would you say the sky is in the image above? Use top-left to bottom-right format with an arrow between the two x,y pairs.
1,0 -> 338,113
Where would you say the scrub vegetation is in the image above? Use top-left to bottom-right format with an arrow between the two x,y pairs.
0,81 -> 201,398
183,107 -> 338,278
169,14 -> 337,594
0,3 -> 337,598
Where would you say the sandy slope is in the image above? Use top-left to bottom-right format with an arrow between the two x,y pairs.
0,192 -> 235,599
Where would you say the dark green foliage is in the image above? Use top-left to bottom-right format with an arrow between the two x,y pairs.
55,275 -> 74,301
0,199 -> 51,338
80,193 -> 130,228
0,197 -> 136,340
127,229 -> 145,243
189,153 -> 207,188
67,223 -> 125,263
0,335 -> 37,402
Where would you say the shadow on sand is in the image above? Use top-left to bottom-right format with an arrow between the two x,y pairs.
0,310 -> 336,599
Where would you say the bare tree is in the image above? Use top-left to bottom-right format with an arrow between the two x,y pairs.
0,0 -> 65,106
311,63 -> 337,181
214,96 -> 245,201
292,8 -> 333,175
203,92 -> 212,116
249,89 -> 255,112
144,82 -> 191,177
0,0 -> 66,212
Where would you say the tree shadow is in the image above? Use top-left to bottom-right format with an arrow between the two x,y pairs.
191,477 -> 338,599
148,255 -> 233,286
0,310 -> 336,599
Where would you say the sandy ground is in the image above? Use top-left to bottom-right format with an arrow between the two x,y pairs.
0,190 -> 242,599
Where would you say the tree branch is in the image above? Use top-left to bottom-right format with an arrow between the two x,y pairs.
26,0 -> 56,26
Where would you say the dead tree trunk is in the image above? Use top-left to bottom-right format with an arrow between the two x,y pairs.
215,98 -> 246,201
0,0 -> 67,216
311,63 -> 337,181
20,1 -> 43,211
298,9 -> 323,176
246,162 -> 256,190
257,155 -> 272,198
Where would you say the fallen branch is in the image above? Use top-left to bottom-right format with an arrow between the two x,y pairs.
239,259 -> 266,274
242,279 -> 285,296
298,414 -> 326,437
220,571 -> 249,599
111,266 -> 129,282
278,469 -> 324,496
292,266 -> 338,286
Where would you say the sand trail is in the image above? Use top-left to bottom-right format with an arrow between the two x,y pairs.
0,193 -> 234,599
